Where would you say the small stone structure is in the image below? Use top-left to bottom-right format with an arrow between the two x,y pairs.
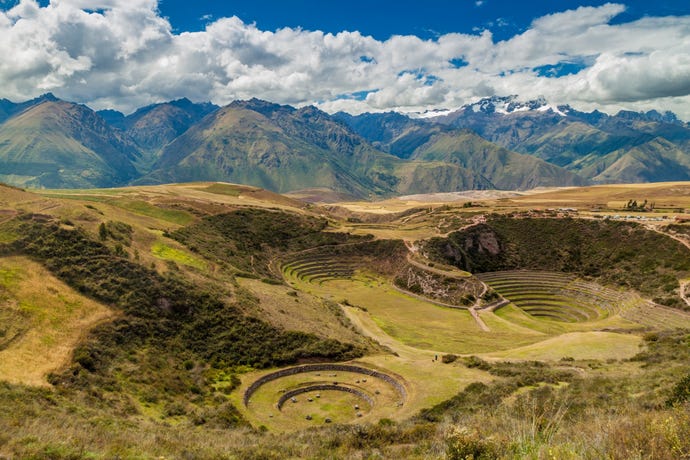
243,363 -> 407,407
277,384 -> 374,410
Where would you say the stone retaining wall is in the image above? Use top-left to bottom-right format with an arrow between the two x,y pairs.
276,384 -> 374,410
244,363 -> 406,406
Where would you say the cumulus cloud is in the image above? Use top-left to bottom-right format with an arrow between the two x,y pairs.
0,0 -> 688,119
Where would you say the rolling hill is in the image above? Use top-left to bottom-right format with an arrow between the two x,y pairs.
2,182 -> 690,458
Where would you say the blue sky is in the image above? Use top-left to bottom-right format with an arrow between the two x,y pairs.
157,0 -> 690,41
0,0 -> 689,118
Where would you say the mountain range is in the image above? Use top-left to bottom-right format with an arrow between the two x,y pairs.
0,93 -> 687,197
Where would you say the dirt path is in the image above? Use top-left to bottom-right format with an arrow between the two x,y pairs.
680,280 -> 690,309
0,210 -> 17,226
644,223 -> 690,251
402,239 -> 491,329
468,307 -> 490,332
405,252 -> 472,278
641,224 -> 690,308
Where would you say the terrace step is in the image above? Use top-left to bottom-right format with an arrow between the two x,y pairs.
479,270 -> 632,323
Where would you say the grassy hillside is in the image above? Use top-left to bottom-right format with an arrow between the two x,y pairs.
0,196 -> 365,434
171,208 -> 373,278
423,216 -> 690,307
411,130 -> 587,190
0,256 -> 113,386
1,183 -> 690,459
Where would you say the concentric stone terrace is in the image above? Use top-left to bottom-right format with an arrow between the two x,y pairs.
281,252 -> 360,284
244,364 -> 407,429
476,271 -> 639,323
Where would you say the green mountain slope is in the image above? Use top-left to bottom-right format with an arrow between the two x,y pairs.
141,99 -> 584,197
0,100 -> 140,188
574,137 -> 690,183
144,100 -> 501,197
410,130 -> 587,189
430,97 -> 690,184
144,103 -> 392,198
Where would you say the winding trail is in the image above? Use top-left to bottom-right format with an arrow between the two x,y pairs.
468,307 -> 490,332
401,239 -> 491,330
642,223 -> 690,309
680,280 -> 690,309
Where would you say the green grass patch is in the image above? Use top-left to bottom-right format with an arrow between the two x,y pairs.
0,229 -> 19,244
112,200 -> 194,225
288,273 -> 544,354
487,332 -> 642,361
151,242 -> 207,270
36,191 -> 195,225
0,267 -> 21,287
198,183 -> 243,197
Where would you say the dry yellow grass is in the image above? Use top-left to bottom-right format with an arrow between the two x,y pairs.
0,256 -> 114,386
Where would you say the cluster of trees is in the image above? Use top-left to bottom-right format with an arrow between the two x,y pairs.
624,199 -> 654,212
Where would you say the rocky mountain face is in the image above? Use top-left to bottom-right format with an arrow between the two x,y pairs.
97,98 -> 219,170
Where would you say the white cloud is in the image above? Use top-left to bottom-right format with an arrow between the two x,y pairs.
0,0 -> 688,119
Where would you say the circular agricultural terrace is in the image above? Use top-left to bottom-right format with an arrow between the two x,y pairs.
244,364 -> 408,428
476,271 -> 639,322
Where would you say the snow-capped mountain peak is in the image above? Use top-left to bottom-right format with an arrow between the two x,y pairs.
464,95 -> 565,116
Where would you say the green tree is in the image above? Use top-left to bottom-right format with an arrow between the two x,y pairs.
98,222 -> 107,241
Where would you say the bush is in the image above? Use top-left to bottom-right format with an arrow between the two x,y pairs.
442,354 -> 458,364
464,356 -> 491,371
667,373 -> 690,406
446,426 -> 499,460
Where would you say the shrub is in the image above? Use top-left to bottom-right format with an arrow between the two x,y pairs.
442,354 -> 458,364
667,373 -> 690,407
446,426 -> 499,460
464,356 -> 491,371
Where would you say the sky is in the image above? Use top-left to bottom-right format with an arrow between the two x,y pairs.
0,0 -> 689,119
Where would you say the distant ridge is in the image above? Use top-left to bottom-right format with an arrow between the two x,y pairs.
0,93 -> 686,193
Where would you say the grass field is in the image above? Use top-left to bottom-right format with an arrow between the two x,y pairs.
151,241 -> 207,269
486,331 -> 642,361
